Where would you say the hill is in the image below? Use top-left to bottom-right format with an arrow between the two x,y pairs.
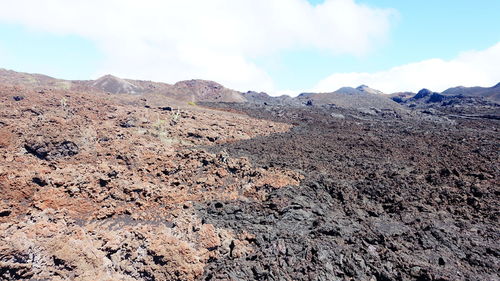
169,79 -> 245,103
0,69 -> 246,103
296,85 -> 402,110
441,83 -> 500,102
0,68 -> 71,89
88,75 -> 146,94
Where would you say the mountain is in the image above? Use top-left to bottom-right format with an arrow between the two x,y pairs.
356,84 -> 385,95
168,79 -> 246,103
388,92 -> 415,103
391,88 -> 500,114
441,83 -> 500,102
389,83 -> 500,104
296,85 -> 402,110
0,69 -> 246,103
409,88 -> 444,102
0,68 -> 71,89
240,85 -> 398,110
242,91 -> 302,106
2,67 -> 498,110
84,77 -> 246,102
89,75 -> 146,94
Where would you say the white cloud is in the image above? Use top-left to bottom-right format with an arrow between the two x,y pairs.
314,42 -> 500,94
0,0 -> 395,92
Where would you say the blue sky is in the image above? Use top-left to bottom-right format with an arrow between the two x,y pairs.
0,24 -> 102,80
264,0 -> 500,91
0,0 -> 499,94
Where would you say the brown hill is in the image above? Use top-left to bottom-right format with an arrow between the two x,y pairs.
89,75 -> 146,94
169,79 -> 246,103
0,69 -> 246,103
0,68 -> 71,89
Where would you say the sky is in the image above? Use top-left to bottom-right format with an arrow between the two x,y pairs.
0,0 -> 499,95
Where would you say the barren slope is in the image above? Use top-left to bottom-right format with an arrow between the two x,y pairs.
0,85 -> 297,280
0,69 -> 247,103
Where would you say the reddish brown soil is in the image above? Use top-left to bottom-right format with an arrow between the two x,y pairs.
0,85 -> 300,280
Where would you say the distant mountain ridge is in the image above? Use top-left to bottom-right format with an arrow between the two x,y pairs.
389,83 -> 500,103
0,68 -> 245,103
390,88 -> 500,112
294,85 -> 404,110
1,68 -> 498,109
441,83 -> 500,102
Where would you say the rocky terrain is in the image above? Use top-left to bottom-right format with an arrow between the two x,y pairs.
0,84 -> 301,280
0,69 -> 499,281
391,89 -> 500,118
197,102 -> 499,281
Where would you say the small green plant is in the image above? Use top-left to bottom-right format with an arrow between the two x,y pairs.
60,97 -> 68,109
59,97 -> 72,116
170,109 -> 181,125
152,118 -> 168,136
149,117 -> 187,145
78,126 -> 98,150
187,101 -> 196,106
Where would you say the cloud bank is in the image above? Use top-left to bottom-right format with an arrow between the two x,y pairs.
0,0 -> 394,92
315,42 -> 500,94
